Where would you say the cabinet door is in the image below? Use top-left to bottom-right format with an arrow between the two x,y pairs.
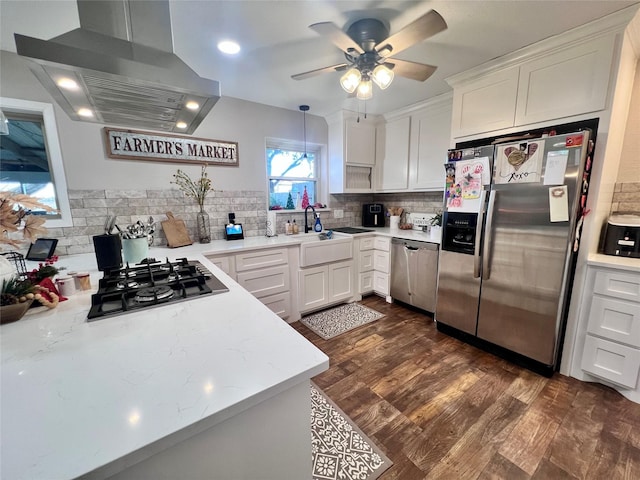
260,291 -> 292,321
205,255 -> 234,277
581,334 -> 640,389
345,119 -> 376,165
515,35 -> 615,125
451,67 -> 518,138
235,248 -> 287,271
299,266 -> 329,312
410,102 -> 453,190
359,250 -> 374,272
587,296 -> 640,348
359,272 -> 374,294
236,265 -> 290,299
379,117 -> 410,190
373,271 -> 390,296
373,250 -> 390,274
329,261 -> 354,303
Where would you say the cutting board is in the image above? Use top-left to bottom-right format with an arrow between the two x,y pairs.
161,212 -> 193,248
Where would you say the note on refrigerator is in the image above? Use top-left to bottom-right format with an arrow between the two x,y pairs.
543,150 -> 569,185
549,186 -> 569,222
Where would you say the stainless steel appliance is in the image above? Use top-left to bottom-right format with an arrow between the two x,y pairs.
362,203 -> 385,227
603,214 -> 640,258
391,238 -> 438,312
331,227 -> 374,234
87,258 -> 228,320
436,130 -> 594,373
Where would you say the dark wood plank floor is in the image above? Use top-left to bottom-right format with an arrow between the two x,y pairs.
293,296 -> 640,480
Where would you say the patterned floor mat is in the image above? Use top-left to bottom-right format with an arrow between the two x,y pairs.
301,303 -> 385,340
311,383 -> 392,480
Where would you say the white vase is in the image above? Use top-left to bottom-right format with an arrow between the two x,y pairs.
430,225 -> 442,241
390,216 -> 400,230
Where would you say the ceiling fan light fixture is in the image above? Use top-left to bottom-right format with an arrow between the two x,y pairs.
372,64 -> 394,90
340,68 -> 361,93
356,77 -> 373,100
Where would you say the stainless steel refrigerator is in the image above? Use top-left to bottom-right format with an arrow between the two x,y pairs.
435,130 -> 593,371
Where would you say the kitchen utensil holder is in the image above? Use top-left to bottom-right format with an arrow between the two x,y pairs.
92,234 -> 122,272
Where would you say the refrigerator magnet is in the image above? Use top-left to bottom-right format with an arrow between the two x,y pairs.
543,150 -> 569,185
549,186 -> 569,222
495,140 -> 544,184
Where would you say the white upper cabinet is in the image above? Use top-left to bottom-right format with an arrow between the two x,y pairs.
378,116 -> 411,191
450,67 -> 519,138
409,97 -> 453,190
377,93 -> 453,192
447,28 -> 619,139
514,35 -> 616,126
327,110 -> 381,194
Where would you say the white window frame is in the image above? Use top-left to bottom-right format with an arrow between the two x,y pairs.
266,138 -> 326,211
1,97 -> 72,227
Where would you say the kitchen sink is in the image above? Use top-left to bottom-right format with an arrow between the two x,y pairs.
330,227 -> 374,234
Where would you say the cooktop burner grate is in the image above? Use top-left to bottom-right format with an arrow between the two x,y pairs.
331,227 -> 374,234
87,257 -> 229,320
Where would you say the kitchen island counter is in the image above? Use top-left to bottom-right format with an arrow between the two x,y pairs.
1,251 -> 329,479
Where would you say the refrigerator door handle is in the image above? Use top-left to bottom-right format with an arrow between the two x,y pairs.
473,190 -> 487,278
482,190 -> 497,280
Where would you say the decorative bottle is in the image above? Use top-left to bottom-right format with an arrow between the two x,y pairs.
197,208 -> 211,243
314,213 -> 322,232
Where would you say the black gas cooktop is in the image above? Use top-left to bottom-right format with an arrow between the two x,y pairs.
87,258 -> 228,320
331,227 -> 374,234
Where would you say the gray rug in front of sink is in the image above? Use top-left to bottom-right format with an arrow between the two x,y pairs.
301,303 -> 385,340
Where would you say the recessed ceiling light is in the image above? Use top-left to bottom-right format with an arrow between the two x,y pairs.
185,101 -> 199,110
176,121 -> 188,129
77,108 -> 93,117
217,40 -> 240,55
57,77 -> 79,90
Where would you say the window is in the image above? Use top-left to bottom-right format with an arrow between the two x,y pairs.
267,140 -> 318,210
0,98 -> 72,227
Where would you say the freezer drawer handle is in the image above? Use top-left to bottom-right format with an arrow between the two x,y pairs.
482,190 -> 496,280
474,190 -> 487,278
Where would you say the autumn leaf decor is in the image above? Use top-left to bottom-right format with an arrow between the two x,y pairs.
0,192 -> 56,247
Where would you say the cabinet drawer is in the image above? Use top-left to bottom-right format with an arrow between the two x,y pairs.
374,271 -> 390,295
359,272 -> 374,294
236,265 -> 289,298
260,291 -> 291,321
373,250 -> 390,273
205,255 -> 232,276
235,248 -> 287,272
359,237 -> 375,251
373,237 -> 391,252
587,296 -> 640,348
593,270 -> 640,302
359,251 -> 374,272
581,334 -> 640,389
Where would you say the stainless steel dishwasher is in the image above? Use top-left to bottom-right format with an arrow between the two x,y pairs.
390,238 -> 438,312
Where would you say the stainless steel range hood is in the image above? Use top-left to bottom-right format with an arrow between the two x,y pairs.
14,0 -> 220,134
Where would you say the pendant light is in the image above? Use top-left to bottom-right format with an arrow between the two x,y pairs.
299,105 -> 309,158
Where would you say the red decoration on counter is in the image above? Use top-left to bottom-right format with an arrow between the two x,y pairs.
301,186 -> 309,209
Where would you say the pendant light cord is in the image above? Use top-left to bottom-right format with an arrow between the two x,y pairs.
299,105 -> 310,158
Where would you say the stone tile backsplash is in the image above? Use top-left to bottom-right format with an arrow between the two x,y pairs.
46,189 -> 446,256
611,182 -> 640,214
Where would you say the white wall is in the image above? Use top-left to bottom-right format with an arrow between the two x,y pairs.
617,60 -> 640,182
0,50 -> 328,192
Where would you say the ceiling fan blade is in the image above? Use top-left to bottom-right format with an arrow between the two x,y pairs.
385,58 -> 437,82
291,63 -> 349,80
309,22 -> 365,55
376,10 -> 447,58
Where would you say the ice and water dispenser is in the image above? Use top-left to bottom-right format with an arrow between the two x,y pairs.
441,212 -> 478,255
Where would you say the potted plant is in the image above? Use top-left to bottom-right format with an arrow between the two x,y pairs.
171,165 -> 215,243
429,211 -> 443,240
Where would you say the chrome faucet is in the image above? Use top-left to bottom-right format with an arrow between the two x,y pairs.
304,205 -> 316,233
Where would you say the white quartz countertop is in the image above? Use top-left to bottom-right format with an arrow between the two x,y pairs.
587,253 -> 640,272
1,250 -> 329,480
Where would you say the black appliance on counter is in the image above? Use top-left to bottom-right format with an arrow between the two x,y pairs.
362,203 -> 385,227
603,214 -> 640,258
87,258 -> 229,320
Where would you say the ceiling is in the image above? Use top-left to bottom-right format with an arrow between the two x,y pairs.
1,1 -> 639,118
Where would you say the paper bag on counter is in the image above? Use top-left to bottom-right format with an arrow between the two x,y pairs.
161,212 -> 193,248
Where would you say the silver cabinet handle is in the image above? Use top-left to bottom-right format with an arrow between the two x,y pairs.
482,190 -> 496,280
473,190 -> 487,278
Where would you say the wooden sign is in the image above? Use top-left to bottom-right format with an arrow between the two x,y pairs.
104,128 -> 239,166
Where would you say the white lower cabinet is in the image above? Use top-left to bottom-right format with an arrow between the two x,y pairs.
205,247 -> 294,322
299,260 -> 354,314
356,236 -> 390,298
578,266 -> 640,396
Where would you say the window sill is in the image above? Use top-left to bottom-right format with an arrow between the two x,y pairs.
270,208 -> 331,214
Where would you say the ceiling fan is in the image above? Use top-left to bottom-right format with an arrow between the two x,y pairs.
291,10 -> 447,99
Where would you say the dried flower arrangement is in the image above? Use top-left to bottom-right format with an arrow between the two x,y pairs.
171,165 -> 215,208
0,192 -> 56,247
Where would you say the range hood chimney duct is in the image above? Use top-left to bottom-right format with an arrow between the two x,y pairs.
14,0 -> 220,134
